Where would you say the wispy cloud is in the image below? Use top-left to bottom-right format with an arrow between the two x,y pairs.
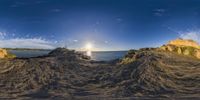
153,8 -> 166,16
9,1 -> 27,8
73,40 -> 78,42
104,41 -> 109,44
179,31 -> 200,43
51,9 -> 61,12
10,1 -> 48,8
0,38 -> 55,49
0,32 -> 6,39
35,0 -> 48,4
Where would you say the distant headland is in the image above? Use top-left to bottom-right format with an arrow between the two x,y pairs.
4,48 -> 52,51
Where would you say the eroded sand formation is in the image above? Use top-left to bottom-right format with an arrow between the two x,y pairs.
160,38 -> 200,59
0,49 -> 8,58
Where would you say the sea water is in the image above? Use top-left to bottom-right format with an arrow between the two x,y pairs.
9,50 -> 127,61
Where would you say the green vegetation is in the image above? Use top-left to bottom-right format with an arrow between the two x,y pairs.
125,49 -> 137,57
120,49 -> 137,64
120,57 -> 135,64
5,53 -> 16,58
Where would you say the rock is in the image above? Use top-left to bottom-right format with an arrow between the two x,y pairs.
168,38 -> 200,49
167,45 -> 174,51
160,45 -> 175,51
160,38 -> 200,59
183,49 -> 190,55
194,49 -> 200,58
0,48 -> 8,58
177,47 -> 182,54
48,47 -> 90,60
48,47 -> 75,56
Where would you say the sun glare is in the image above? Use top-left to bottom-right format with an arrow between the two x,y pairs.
86,51 -> 92,56
85,43 -> 93,56
85,43 -> 92,51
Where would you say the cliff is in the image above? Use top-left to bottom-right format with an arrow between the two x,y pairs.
168,38 -> 200,49
0,49 -> 8,58
160,38 -> 200,59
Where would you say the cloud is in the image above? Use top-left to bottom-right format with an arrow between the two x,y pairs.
0,32 -> 6,36
179,32 -> 200,43
10,1 -> 48,8
153,8 -> 166,16
35,0 -> 48,4
9,1 -> 27,8
51,9 -> 61,12
104,41 -> 109,44
0,38 -> 55,49
73,40 -> 78,42
0,32 -> 6,39
154,9 -> 165,12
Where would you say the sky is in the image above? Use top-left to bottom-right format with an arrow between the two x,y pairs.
0,0 -> 200,50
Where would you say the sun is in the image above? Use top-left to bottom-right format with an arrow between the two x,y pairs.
85,43 -> 93,51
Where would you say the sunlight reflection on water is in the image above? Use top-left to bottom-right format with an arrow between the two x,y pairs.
86,50 -> 92,56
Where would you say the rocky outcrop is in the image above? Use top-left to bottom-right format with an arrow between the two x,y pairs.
160,38 -> 200,59
0,49 -> 7,58
48,47 -> 90,60
168,38 -> 200,49
120,48 -> 157,64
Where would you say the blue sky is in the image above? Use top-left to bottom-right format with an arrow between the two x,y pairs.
0,0 -> 200,50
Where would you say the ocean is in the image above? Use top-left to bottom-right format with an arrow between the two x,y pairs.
8,50 -> 127,61
90,51 -> 127,61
